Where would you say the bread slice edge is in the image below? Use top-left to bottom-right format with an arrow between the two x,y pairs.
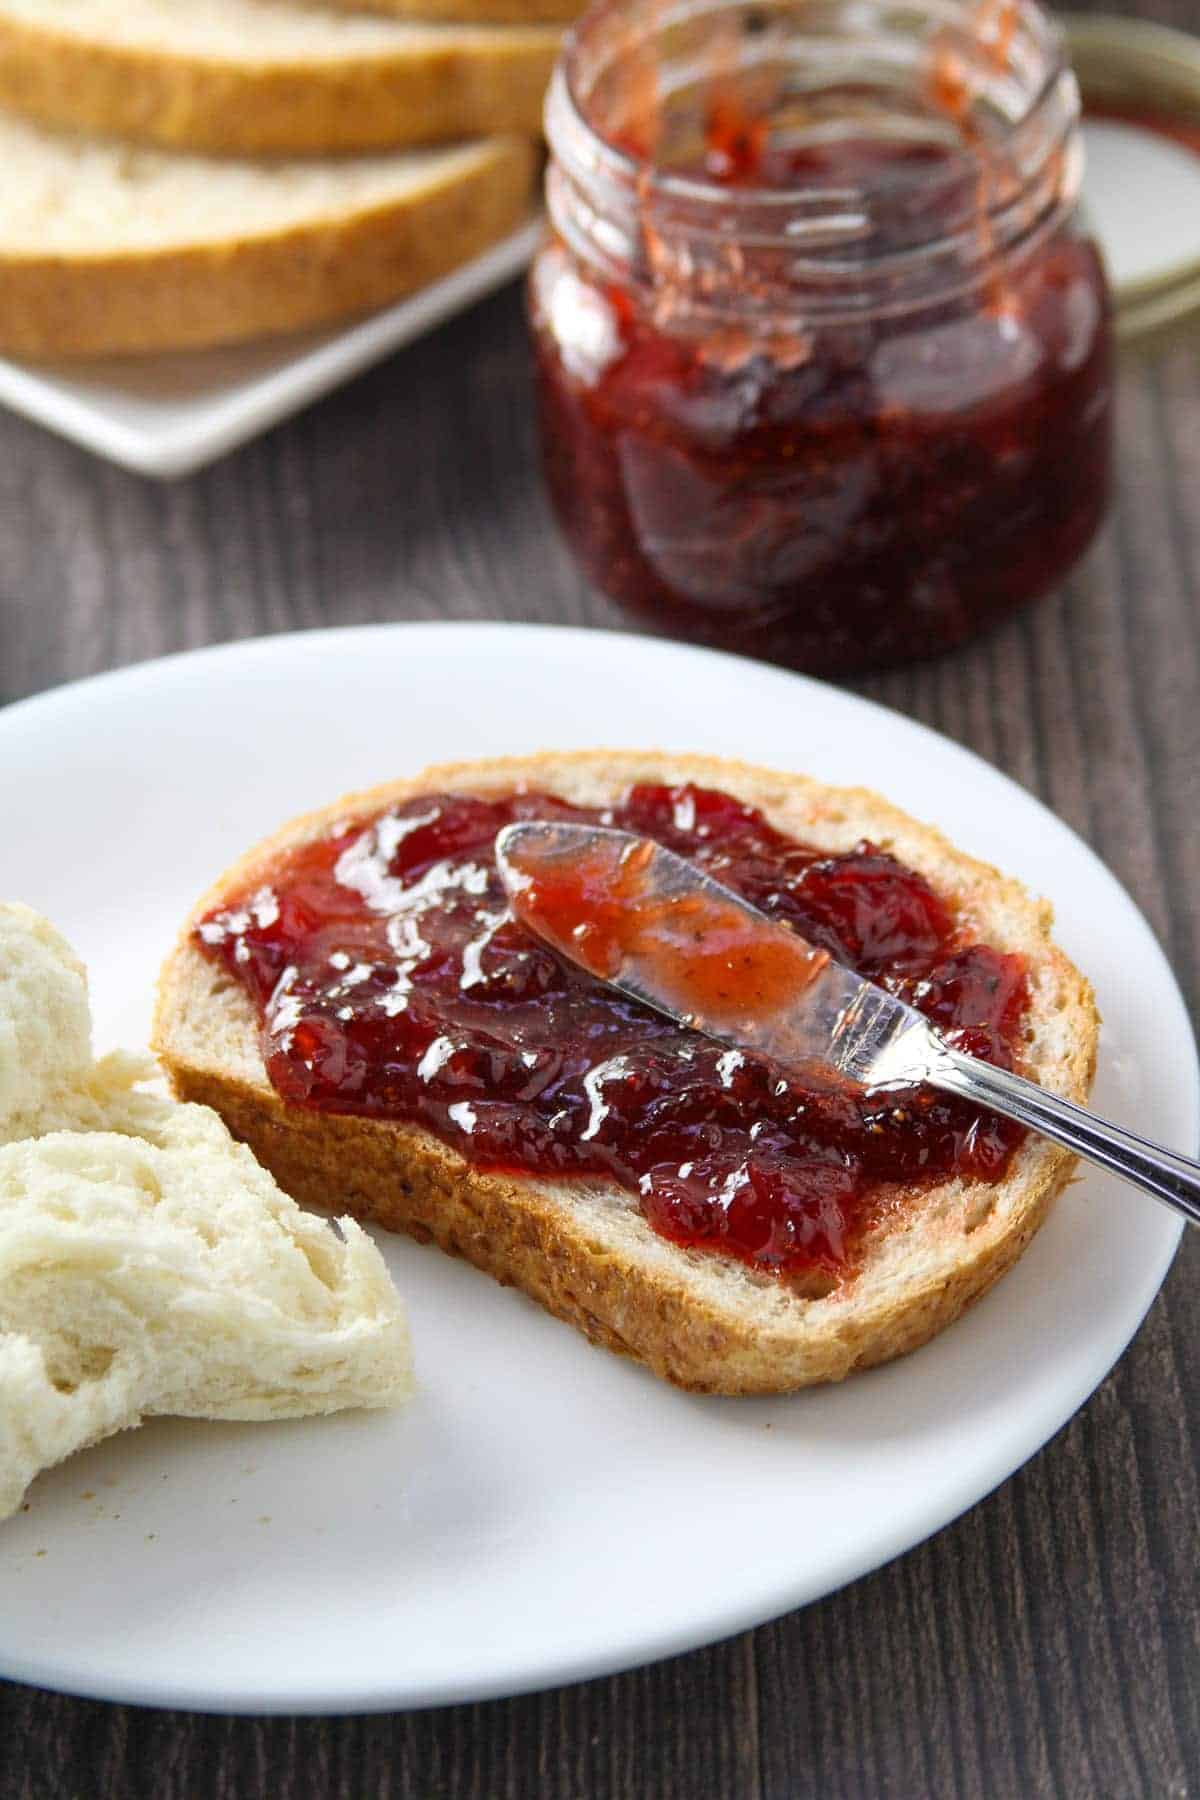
0,133 -> 535,357
0,13 -> 559,154
321,0 -> 579,23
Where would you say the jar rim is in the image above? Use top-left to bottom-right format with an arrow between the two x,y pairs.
543,0 -> 1082,302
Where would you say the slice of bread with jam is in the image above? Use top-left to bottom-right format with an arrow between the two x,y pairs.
154,751 -> 1098,1394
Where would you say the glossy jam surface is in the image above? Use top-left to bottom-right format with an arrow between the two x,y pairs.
532,129 -> 1112,674
198,784 -> 1029,1278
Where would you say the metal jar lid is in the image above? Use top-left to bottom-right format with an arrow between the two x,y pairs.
1066,14 -> 1200,336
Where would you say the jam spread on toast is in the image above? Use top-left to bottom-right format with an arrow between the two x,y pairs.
197,784 -> 1028,1278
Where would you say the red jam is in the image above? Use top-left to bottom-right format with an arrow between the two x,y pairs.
531,0 -> 1112,673
197,784 -> 1029,1280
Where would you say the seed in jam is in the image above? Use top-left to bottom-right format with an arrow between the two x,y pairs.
196,785 -> 1029,1279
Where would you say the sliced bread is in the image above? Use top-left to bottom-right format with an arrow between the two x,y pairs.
0,118 -> 534,356
0,0 -> 560,153
154,751 -> 1099,1396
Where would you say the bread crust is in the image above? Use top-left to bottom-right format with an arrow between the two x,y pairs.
0,137 -> 534,358
322,0 -> 579,24
154,751 -> 1099,1394
0,15 -> 558,154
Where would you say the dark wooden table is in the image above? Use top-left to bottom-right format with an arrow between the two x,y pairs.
2,36 -> 1199,1796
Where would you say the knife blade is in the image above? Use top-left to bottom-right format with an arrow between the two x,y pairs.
494,818 -> 1200,1230
494,818 -> 943,1090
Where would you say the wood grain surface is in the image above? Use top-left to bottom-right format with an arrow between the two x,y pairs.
1,17 -> 1199,1791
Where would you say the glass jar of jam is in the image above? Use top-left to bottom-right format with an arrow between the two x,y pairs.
529,0 -> 1112,674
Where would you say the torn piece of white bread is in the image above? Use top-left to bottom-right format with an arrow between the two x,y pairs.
0,902 -> 94,1136
0,903 -> 410,1522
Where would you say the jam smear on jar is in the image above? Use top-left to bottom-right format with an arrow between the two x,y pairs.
198,784 -> 1030,1282
531,0 -> 1112,674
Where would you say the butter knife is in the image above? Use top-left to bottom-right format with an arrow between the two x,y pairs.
495,820 -> 1200,1230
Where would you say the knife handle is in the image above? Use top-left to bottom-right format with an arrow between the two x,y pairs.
931,1047 -> 1200,1230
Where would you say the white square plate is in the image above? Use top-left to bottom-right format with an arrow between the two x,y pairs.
0,218 -> 542,479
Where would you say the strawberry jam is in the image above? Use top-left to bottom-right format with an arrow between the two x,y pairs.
197,784 -> 1030,1281
532,0 -> 1111,672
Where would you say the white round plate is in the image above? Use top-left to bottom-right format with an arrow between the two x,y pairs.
0,623 -> 1191,1714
